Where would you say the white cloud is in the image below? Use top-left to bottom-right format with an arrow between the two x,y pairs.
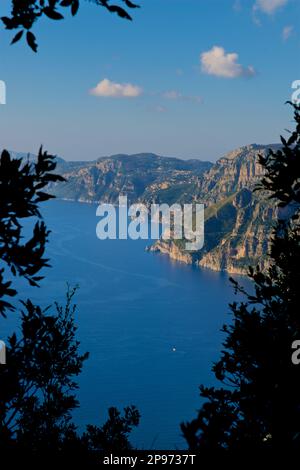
163,90 -> 182,100
90,78 -> 143,98
254,0 -> 288,14
282,25 -> 293,40
163,90 -> 202,104
200,46 -> 255,79
155,105 -> 167,113
233,0 -> 242,12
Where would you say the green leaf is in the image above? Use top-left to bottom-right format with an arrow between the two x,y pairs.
107,5 -> 132,20
1,16 -> 14,30
60,0 -> 73,5
26,31 -> 38,52
123,0 -> 140,8
11,30 -> 24,45
43,7 -> 64,20
71,0 -> 80,16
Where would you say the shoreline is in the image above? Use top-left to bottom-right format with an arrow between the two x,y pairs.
53,197 -> 250,277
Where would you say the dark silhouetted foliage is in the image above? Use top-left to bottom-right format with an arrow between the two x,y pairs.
0,148 -> 65,317
0,287 -> 88,456
182,103 -> 300,454
0,149 -> 140,464
83,405 -> 140,454
1,0 -> 140,52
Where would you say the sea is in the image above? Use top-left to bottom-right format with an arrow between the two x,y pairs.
0,199 -> 249,449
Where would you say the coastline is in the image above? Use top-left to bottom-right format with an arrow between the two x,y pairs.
53,197 -> 250,276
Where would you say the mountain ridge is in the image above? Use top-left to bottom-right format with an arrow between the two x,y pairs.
2,144 -> 281,274
150,144 -> 278,274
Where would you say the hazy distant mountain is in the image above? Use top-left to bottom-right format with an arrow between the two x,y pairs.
4,150 -> 65,165
51,153 -> 213,204
6,146 -> 281,274
151,144 -> 280,274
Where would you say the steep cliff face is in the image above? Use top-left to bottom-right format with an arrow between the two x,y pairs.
49,144 -> 280,274
150,145 -> 279,274
198,188 -> 273,273
196,144 -> 280,203
147,240 -> 194,264
51,153 -> 212,205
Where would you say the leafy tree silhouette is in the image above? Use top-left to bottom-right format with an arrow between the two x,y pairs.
1,0 -> 140,52
0,149 -> 140,464
0,148 -> 64,317
83,406 -> 140,454
182,103 -> 300,455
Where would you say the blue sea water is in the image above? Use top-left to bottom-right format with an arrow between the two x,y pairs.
0,200 -> 249,449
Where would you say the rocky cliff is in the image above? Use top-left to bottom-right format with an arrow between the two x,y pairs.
149,144 -> 279,274
49,145 -> 280,274
51,153 -> 212,205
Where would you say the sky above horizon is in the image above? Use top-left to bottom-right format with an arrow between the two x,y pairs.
0,0 -> 299,162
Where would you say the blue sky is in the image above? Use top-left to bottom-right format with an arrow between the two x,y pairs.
0,0 -> 299,161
